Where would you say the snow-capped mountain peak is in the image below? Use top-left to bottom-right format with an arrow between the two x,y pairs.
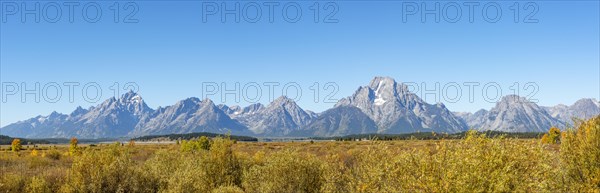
337,77 -> 466,133
368,76 -> 399,105
373,80 -> 387,106
119,90 -> 142,102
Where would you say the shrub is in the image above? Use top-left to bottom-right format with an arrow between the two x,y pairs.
168,137 -> 242,192
11,139 -> 22,152
404,132 -> 552,192
43,148 -> 62,160
320,153 -> 352,193
180,136 -> 211,153
559,115 -> 600,192
6,122 -> 600,192
26,176 -> 51,193
212,185 -> 244,193
30,149 -> 39,157
318,131 -> 555,192
37,168 -> 67,192
144,137 -> 243,193
28,156 -> 52,169
60,146 -> 155,193
541,127 -> 561,144
0,173 -> 26,192
68,137 -> 79,156
206,137 -> 242,187
243,150 -> 324,193
165,158 -> 213,193
142,150 -> 183,191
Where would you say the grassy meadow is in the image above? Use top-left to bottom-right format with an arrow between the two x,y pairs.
1,116 -> 599,193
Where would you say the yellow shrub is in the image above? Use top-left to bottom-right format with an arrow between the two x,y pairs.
30,149 -> 39,157
180,136 -> 211,153
68,137 -> 79,156
560,115 -> 600,192
319,131 -> 555,192
7,121 -> 600,192
340,142 -> 398,193
243,150 -> 324,193
26,176 -> 51,193
43,148 -> 61,160
541,127 -> 561,144
142,150 -> 182,191
0,173 -> 26,192
60,146 -> 155,193
145,137 -> 243,193
211,185 -> 244,193
164,156 -> 212,193
11,139 -> 22,152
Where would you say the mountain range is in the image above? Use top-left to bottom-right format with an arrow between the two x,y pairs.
2,77 -> 599,138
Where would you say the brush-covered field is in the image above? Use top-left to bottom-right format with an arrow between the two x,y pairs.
1,116 -> 599,193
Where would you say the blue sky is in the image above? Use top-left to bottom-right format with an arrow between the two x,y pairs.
1,1 -> 599,127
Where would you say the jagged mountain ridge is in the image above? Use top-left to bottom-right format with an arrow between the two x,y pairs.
1,91 -> 154,138
233,96 -> 316,136
455,97 -> 600,132
2,77 -> 599,138
131,97 -> 250,137
544,98 -> 600,126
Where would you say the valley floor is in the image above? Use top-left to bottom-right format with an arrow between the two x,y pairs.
1,116 -> 599,193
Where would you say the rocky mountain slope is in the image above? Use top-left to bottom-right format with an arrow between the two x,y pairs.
336,77 -> 467,134
544,98 -> 600,126
2,77 -> 598,138
455,95 -> 564,132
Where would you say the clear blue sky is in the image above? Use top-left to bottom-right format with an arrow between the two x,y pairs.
1,1 -> 599,127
